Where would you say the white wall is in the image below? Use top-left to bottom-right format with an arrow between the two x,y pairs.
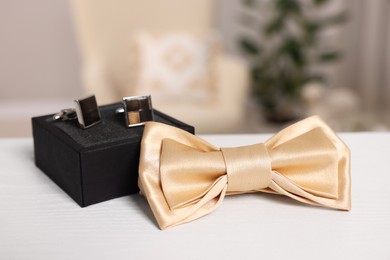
341,0 -> 390,111
0,0 -> 82,101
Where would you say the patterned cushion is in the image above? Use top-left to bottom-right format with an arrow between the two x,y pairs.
128,32 -> 219,103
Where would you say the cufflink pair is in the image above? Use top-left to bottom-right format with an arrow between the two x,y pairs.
53,95 -> 154,129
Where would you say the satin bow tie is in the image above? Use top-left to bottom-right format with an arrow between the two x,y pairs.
138,116 -> 351,229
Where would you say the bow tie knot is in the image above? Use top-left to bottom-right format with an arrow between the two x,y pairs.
160,139 -> 272,210
221,143 -> 271,193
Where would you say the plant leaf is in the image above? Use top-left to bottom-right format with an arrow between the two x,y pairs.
281,37 -> 306,67
242,0 -> 257,7
275,0 -> 301,14
239,38 -> 261,55
318,51 -> 341,62
312,0 -> 329,6
264,15 -> 285,36
322,12 -> 348,26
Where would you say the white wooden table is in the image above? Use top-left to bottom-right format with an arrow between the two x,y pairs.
1,133 -> 390,259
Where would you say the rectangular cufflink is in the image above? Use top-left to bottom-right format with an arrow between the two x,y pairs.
123,95 -> 154,127
74,95 -> 102,129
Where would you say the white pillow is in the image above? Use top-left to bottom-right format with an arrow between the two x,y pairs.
127,31 -> 219,104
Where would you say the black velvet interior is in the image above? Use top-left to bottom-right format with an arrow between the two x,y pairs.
46,103 -> 177,148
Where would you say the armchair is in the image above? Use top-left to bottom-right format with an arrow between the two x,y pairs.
71,0 -> 249,133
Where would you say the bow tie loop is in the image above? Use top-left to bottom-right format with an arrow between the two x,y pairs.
221,143 -> 271,193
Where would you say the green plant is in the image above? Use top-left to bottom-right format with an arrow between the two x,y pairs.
240,0 -> 346,121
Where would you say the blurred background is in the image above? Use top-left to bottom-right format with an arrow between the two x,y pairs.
0,0 -> 389,136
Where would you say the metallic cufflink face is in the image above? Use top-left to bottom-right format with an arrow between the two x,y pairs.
53,95 -> 101,129
116,95 -> 154,127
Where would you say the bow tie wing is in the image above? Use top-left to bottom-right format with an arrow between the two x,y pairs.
160,138 -> 227,210
138,122 -> 228,229
264,117 -> 351,210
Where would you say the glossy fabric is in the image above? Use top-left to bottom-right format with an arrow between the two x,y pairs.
138,116 -> 351,229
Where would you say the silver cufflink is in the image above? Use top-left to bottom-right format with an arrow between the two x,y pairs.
116,95 -> 154,127
53,95 -> 102,129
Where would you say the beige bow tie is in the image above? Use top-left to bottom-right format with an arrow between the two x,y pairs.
138,116 -> 351,229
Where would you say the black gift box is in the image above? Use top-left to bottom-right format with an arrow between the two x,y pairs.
32,102 -> 194,207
